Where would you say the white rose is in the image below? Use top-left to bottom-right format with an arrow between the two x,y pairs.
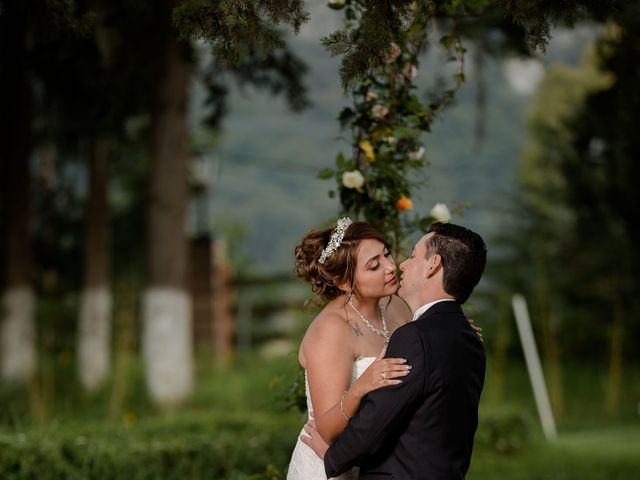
372,104 -> 389,118
430,202 -> 451,222
342,170 -> 365,189
408,147 -> 425,161
366,91 -> 378,102
329,0 -> 346,6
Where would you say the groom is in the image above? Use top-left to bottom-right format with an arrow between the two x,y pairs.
304,222 -> 487,480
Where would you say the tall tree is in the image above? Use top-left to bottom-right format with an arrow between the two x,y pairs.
33,0 -> 153,392
564,6 -> 640,412
142,0 -> 309,405
0,2 -> 35,382
78,138 -> 112,391
141,0 -> 194,405
498,2 -> 640,416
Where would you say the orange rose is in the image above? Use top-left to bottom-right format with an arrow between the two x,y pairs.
395,195 -> 413,210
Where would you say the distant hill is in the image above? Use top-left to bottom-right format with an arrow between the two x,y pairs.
199,6 -> 597,275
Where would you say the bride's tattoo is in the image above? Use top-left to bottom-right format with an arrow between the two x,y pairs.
350,321 -> 363,337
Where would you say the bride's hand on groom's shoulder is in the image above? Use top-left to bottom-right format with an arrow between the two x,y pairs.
351,344 -> 412,399
301,419 -> 329,459
467,318 -> 484,342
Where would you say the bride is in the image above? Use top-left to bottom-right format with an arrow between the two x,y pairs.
287,218 -> 413,480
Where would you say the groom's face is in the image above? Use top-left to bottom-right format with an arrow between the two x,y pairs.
398,234 -> 432,301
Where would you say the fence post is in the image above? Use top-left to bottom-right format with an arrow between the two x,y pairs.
212,237 -> 234,364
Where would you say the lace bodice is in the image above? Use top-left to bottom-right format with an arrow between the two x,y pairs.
287,356 -> 376,480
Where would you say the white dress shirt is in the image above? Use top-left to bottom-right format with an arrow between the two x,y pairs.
411,298 -> 456,322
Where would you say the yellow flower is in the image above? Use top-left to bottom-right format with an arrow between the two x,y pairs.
359,140 -> 375,162
395,195 -> 413,211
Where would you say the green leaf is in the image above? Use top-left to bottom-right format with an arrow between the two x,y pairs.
418,216 -> 435,231
440,35 -> 456,50
393,126 -> 415,139
338,107 -> 355,128
317,168 -> 334,180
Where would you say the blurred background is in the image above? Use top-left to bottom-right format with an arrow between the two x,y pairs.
0,1 -> 639,479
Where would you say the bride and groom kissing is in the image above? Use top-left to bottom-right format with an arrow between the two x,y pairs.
287,219 -> 487,480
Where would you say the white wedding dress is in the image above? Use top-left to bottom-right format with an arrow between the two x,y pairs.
287,356 -> 376,480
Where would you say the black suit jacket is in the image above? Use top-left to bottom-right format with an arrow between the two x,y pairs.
324,301 -> 485,480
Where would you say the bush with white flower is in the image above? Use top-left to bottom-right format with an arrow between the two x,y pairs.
342,170 -> 365,190
430,202 -> 452,223
318,1 -> 467,255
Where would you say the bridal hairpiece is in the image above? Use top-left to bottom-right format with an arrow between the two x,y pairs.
318,217 -> 353,264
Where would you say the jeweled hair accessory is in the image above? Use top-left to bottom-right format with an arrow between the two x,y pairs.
318,217 -> 353,264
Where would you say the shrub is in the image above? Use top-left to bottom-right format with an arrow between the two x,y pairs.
475,407 -> 534,454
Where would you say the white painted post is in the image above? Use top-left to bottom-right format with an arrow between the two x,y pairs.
511,293 -> 558,441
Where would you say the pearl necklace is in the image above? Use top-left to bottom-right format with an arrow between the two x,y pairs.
348,299 -> 390,342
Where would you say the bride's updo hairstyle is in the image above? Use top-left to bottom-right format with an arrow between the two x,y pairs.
295,220 -> 387,302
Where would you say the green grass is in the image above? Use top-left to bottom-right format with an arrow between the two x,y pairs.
469,425 -> 640,479
0,350 -> 639,479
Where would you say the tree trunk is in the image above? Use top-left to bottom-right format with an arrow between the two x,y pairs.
543,305 -> 564,418
0,4 -> 36,383
78,139 -> 112,391
489,291 -> 512,403
142,12 -> 193,406
605,288 -> 623,415
534,255 -> 564,418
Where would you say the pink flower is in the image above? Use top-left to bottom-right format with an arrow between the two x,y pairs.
372,104 -> 390,118
403,63 -> 418,79
383,42 -> 402,64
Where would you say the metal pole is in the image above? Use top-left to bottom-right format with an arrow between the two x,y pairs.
512,293 -> 558,441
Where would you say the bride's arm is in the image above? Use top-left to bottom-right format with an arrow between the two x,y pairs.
303,315 -> 354,444
304,314 -> 409,444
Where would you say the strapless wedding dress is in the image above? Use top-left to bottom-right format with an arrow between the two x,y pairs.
287,356 -> 376,480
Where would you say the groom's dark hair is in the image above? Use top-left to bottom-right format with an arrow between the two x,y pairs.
426,222 -> 487,304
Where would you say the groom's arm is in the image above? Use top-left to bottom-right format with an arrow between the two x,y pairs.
324,324 -> 426,478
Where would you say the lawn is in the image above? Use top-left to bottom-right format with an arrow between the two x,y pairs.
1,352 -> 638,479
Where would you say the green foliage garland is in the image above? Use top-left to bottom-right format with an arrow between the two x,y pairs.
320,1 -> 474,254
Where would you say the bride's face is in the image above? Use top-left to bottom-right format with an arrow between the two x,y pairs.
353,239 -> 398,299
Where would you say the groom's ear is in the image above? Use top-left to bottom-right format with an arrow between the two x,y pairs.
426,254 -> 442,278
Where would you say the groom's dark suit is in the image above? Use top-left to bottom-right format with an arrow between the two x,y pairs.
324,300 -> 485,480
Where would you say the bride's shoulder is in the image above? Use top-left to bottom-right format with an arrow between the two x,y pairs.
300,303 -> 355,369
301,303 -> 351,347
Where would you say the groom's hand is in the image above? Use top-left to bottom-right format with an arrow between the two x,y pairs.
300,419 -> 329,459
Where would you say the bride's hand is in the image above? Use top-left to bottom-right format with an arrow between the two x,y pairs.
467,318 -> 483,342
300,419 -> 329,459
350,344 -> 411,399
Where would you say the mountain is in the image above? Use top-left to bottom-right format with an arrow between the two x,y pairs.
196,5 -> 598,275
